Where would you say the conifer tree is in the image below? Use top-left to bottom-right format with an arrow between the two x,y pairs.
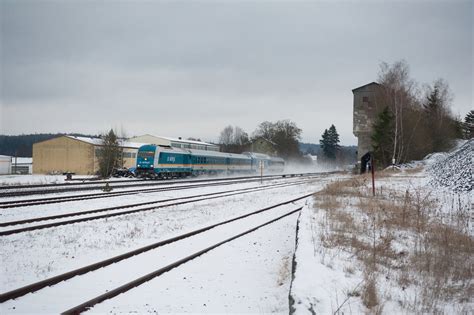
319,129 -> 330,159
463,110 -> 474,139
328,124 -> 340,153
97,129 -> 121,178
371,107 -> 395,167
319,125 -> 340,161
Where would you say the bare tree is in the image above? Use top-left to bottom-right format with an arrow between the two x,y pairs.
253,120 -> 302,159
233,126 -> 249,146
377,60 -> 418,164
218,125 -> 234,146
373,61 -> 460,167
218,125 -> 250,153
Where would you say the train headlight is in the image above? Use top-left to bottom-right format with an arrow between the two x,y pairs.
150,165 -> 154,168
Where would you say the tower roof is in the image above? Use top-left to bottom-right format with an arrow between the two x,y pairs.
352,82 -> 380,93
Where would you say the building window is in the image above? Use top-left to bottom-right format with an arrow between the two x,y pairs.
363,96 -> 369,102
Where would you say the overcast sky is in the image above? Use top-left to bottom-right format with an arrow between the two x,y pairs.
1,0 -> 472,145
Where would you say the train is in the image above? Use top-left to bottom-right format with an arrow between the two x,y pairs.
135,144 -> 285,179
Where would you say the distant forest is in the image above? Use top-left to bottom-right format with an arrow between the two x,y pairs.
299,142 -> 321,155
299,142 -> 358,164
0,133 -> 96,157
0,134 -> 358,162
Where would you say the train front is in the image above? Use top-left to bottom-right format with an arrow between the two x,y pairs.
136,144 -> 157,178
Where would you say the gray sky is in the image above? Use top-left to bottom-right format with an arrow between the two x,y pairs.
1,0 -> 472,145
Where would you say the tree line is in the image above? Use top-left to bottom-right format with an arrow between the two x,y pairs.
218,120 -> 303,160
0,133 -> 96,157
218,120 -> 356,165
370,60 -> 472,167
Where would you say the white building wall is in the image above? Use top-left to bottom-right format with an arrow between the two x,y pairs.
0,155 -> 12,175
127,135 -> 171,146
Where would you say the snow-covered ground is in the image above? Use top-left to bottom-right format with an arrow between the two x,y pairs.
0,174 -> 342,313
0,144 -> 472,314
0,174 -> 82,186
290,142 -> 473,314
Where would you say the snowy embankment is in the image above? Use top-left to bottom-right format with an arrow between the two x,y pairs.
289,202 -> 364,314
289,142 -> 473,314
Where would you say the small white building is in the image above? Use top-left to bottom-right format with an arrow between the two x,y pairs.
11,157 -> 33,174
0,155 -> 12,175
304,154 -> 318,165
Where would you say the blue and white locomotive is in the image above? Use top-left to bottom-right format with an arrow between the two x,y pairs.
136,144 -> 285,179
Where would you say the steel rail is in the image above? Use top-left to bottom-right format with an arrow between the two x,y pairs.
0,172 -> 315,196
0,179 -> 312,227
0,194 -> 313,303
0,181 -> 238,208
0,179 -> 317,236
61,206 -> 303,314
0,178 -> 271,201
0,173 -> 292,197
0,173 -> 296,191
0,174 -> 317,208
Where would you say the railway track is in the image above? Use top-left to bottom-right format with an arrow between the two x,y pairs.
0,173 -> 319,209
0,177 -> 318,236
0,193 -> 313,314
0,172 -> 317,197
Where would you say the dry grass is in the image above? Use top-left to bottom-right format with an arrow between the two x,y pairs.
317,177 -> 366,197
362,273 -> 379,310
276,256 -> 291,286
313,173 -> 473,313
403,166 -> 423,174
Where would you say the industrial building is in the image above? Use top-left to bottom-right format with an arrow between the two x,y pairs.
32,136 -> 142,175
32,134 -> 219,175
128,135 -> 219,151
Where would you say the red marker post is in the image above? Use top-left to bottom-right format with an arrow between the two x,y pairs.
371,154 -> 375,196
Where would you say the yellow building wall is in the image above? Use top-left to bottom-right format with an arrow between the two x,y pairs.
33,137 -> 95,175
122,148 -> 138,169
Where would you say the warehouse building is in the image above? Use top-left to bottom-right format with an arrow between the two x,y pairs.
128,135 -> 219,151
32,134 -> 219,175
32,136 -> 142,175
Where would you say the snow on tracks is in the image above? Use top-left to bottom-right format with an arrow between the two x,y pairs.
1,195 -> 310,313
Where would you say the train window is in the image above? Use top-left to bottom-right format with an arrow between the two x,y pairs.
138,151 -> 154,158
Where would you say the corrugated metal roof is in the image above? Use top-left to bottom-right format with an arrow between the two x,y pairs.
134,134 -> 218,147
66,136 -> 142,148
